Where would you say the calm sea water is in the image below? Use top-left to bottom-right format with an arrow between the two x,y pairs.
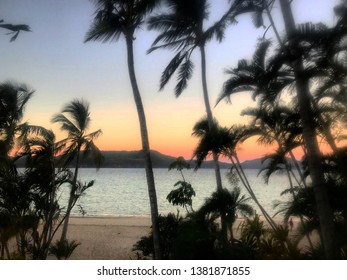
58,168 -> 292,218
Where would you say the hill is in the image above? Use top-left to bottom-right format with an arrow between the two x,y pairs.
88,150 -> 233,169
14,150 -> 269,169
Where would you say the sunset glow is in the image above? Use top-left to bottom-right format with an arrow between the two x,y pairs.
1,0 -> 340,163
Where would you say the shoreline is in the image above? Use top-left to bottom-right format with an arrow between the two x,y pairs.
69,215 -> 152,226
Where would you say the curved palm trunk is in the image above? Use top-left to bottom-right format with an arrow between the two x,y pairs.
199,44 -> 223,190
225,148 -> 276,230
265,3 -> 282,45
232,152 -> 277,229
125,34 -> 161,260
283,157 -> 314,249
200,44 -> 227,243
61,148 -> 80,241
279,0 -> 337,259
288,150 -> 307,188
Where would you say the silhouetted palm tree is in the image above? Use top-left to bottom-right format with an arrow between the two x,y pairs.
278,0 -> 337,259
199,187 -> 254,241
241,106 -> 305,186
16,127 -> 72,259
84,0 -> 162,258
52,99 -> 103,241
192,117 -> 277,231
148,0 -> 255,191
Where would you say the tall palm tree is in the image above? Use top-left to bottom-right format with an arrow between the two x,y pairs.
218,23 -> 340,257
278,0 -> 337,259
147,0 -> 255,191
84,0 -> 162,259
52,99 -> 103,241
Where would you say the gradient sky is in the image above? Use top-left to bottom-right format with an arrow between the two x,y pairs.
1,0 -> 340,161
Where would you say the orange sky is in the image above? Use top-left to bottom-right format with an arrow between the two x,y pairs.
2,0 -> 341,163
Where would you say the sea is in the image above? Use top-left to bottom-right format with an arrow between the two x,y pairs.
58,168 -> 293,219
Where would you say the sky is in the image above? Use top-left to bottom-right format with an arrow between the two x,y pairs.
0,0 -> 341,161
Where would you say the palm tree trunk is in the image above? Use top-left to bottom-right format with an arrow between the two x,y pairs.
279,0 -> 337,259
61,149 -> 80,241
283,158 -> 314,249
200,44 -> 228,243
125,34 -> 161,260
288,150 -> 307,188
227,151 -> 276,230
199,44 -> 223,191
265,3 -> 282,45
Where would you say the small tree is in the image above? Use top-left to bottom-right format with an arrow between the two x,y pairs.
167,157 -> 195,213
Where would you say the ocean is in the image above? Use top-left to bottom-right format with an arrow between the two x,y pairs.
59,168 -> 292,219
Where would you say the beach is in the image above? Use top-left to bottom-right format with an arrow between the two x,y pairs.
57,216 -> 305,260
62,216 -> 152,260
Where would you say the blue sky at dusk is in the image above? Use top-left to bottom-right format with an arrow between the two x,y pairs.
1,0 -> 340,160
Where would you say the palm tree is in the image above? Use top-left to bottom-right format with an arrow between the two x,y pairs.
147,0 -> 256,191
278,0 -> 337,259
241,105 -> 306,187
52,99 -> 103,241
16,127 -> 71,259
0,81 -> 34,157
84,0 -> 162,259
192,117 -> 277,232
218,18 -> 339,257
199,187 -> 254,241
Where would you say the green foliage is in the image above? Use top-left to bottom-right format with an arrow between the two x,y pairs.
199,187 -> 254,240
166,181 -> 195,210
49,239 -> 80,260
167,157 -> 195,212
133,213 -> 182,259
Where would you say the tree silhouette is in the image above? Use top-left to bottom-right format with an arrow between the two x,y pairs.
52,99 -> 103,241
147,0 -> 255,191
84,0 -> 162,259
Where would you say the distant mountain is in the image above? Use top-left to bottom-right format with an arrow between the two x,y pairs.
14,150 -> 270,169
240,158 -> 265,169
91,150 -> 232,169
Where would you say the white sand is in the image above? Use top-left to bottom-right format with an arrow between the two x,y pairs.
61,216 -> 151,260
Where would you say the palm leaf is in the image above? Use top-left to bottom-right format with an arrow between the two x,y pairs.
175,57 -> 194,97
159,50 -> 186,90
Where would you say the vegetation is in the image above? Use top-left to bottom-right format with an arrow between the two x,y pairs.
2,0 -> 347,260
0,82 -> 100,259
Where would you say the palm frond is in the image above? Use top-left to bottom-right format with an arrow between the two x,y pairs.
51,114 -> 80,135
84,13 -> 123,43
159,50 -> 186,90
62,99 -> 91,132
82,140 -> 104,169
175,57 -> 194,97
